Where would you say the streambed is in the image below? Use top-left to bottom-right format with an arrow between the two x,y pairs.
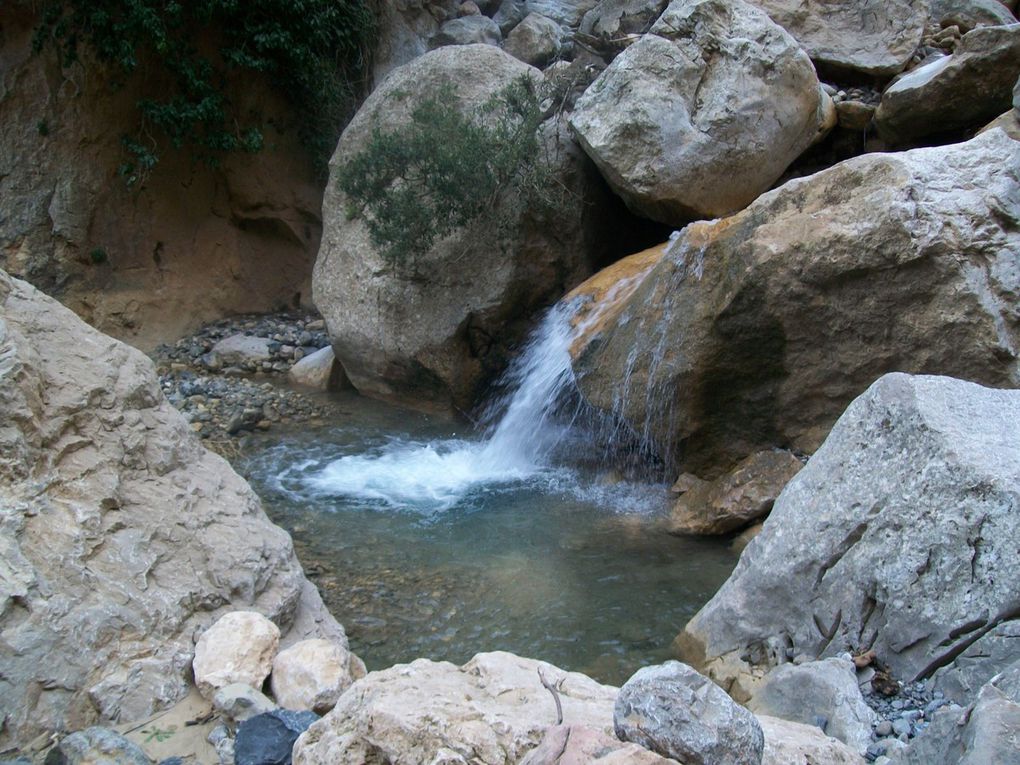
239,389 -> 738,686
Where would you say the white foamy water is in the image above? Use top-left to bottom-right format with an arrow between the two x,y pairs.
306,303 -> 584,510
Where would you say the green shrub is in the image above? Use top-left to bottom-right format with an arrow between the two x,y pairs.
337,76 -> 562,266
32,0 -> 377,182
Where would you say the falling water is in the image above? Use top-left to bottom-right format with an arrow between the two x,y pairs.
306,302 -> 588,510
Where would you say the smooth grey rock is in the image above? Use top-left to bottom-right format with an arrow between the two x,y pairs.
614,662 -> 765,765
494,0 -> 529,34
570,0 -> 828,223
930,0 -> 1015,32
570,130 -> 1020,479
210,334 -> 272,366
235,710 -> 319,765
876,25 -> 1020,145
526,0 -> 602,27
503,13 -> 562,66
749,657 -> 877,754
0,272 -> 351,749
744,0 -> 927,76
932,620 -> 1020,703
287,346 -> 345,392
47,727 -> 152,765
676,373 -> 1020,702
429,15 -> 503,47
213,684 -> 277,724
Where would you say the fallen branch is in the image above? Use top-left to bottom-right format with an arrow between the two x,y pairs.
538,667 -> 564,725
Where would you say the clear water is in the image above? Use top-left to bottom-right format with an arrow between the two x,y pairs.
237,304 -> 738,685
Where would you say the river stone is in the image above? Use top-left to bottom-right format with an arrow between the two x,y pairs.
930,0 -> 1016,32
210,334 -> 273,366
0,270 -> 350,749
316,44 -> 614,411
675,373 -> 1020,704
758,716 -> 864,765
876,25 -> 1020,146
670,450 -> 802,535
748,657 -> 877,754
235,709 -> 320,765
614,662 -> 764,765
519,725 -> 679,763
193,612 -> 280,700
569,129 -> 1020,475
270,639 -> 355,714
214,683 -> 277,725
744,0 -> 927,77
292,652 -> 617,764
429,15 -> 503,47
503,13 -> 563,66
287,346 -> 345,392
569,0 -> 828,224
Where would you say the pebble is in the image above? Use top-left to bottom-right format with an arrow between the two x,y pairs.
864,676 -> 953,748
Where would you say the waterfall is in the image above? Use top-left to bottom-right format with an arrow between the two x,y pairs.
307,303 -> 586,510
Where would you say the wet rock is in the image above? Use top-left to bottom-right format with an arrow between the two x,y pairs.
744,0 -> 927,77
193,612 -> 281,700
270,639 -> 357,714
749,657 -> 877,754
503,13 -> 562,67
669,450 -> 803,535
876,25 -> 1020,145
213,684 -> 277,724
570,130 -> 1020,474
675,374 -> 1020,705
235,710 -> 319,765
292,652 -> 617,764
570,0 -> 828,223
614,662 -> 764,765
46,727 -> 152,765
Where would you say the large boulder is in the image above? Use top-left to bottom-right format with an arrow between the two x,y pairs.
292,652 -> 617,764
0,269 -> 350,748
569,0 -> 828,224
570,130 -> 1020,474
674,374 -> 1020,705
614,662 -> 765,764
503,13 -> 563,66
745,0 -> 928,77
876,24 -> 1020,146
315,45 -> 614,411
759,716 -> 865,765
192,611 -> 281,699
0,7 -> 321,351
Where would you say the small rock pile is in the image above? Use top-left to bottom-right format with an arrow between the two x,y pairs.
153,312 -> 341,441
862,681 -> 952,763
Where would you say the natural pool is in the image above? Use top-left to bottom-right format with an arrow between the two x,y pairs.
238,389 -> 738,687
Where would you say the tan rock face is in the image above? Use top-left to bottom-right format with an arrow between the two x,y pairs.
0,269 -> 349,748
0,7 -> 322,350
571,130 -> 1020,475
669,450 -> 803,535
193,612 -> 281,700
520,725 -> 680,764
759,716 -> 864,765
293,651 -> 618,764
270,639 -> 356,713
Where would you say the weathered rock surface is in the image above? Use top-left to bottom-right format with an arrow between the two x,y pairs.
213,684 -> 277,724
749,657 -> 877,753
569,0 -> 828,224
931,620 -> 1020,703
614,662 -> 765,765
193,612 -> 281,700
520,725 -> 679,764
372,0 -> 461,82
430,14 -> 503,47
745,0 -> 927,77
758,716 -> 864,765
0,7 -> 321,350
527,0 -> 603,27
876,25 -> 1020,145
930,0 -> 1016,32
287,346 -> 346,392
503,13 -> 563,66
670,449 -> 802,535
316,45 -> 615,411
48,727 -> 153,765
209,334 -> 273,367
292,652 -> 617,764
980,108 -> 1020,140
571,130 -> 1020,473
494,0 -> 530,34
675,374 -> 1020,705
270,639 -> 356,714
0,270 -> 349,748
578,0 -> 669,42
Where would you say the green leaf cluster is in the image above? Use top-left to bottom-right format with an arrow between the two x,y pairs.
337,76 -> 557,266
32,0 -> 377,182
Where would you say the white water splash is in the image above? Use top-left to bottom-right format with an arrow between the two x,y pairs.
306,303 -> 583,511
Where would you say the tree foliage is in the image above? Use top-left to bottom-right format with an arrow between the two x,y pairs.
32,0 -> 377,182
337,76 -> 558,266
